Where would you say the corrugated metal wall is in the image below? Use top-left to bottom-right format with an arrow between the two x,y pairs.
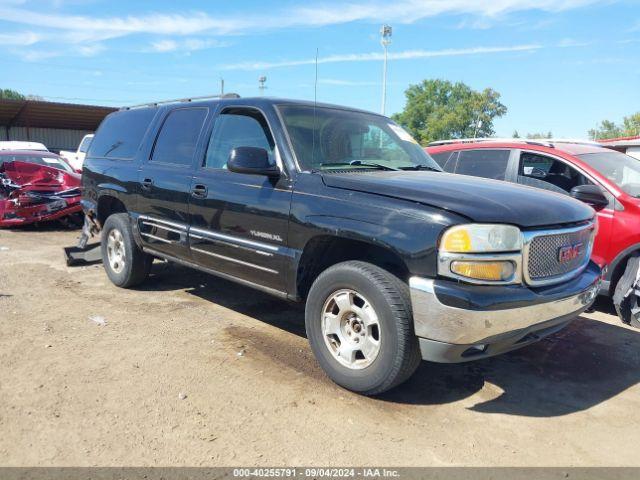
0,127 -> 93,152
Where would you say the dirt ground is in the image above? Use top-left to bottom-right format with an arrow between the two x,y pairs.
1,226 -> 639,467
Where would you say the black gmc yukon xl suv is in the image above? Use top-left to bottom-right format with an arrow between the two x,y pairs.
82,96 -> 601,394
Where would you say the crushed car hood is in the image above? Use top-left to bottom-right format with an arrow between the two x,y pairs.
0,161 -> 82,227
321,171 -> 594,228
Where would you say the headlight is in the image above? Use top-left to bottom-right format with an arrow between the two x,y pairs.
438,224 -> 523,284
440,224 -> 522,253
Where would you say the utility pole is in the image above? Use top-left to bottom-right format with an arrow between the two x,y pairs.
380,25 -> 392,115
258,76 -> 267,96
220,78 -> 224,96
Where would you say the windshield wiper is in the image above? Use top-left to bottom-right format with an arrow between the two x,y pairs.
320,161 -> 401,171
399,164 -> 442,172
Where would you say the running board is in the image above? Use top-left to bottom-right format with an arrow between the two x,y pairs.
142,247 -> 292,301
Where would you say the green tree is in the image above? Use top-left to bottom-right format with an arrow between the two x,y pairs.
589,120 -> 623,140
588,113 -> 640,140
512,130 -> 520,138
622,112 -> 640,137
0,88 -> 25,100
526,131 -> 553,139
392,79 -> 507,145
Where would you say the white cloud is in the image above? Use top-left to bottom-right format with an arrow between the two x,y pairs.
150,39 -> 178,53
0,1 -> 605,44
0,30 -> 41,46
221,44 -> 543,70
77,43 -> 105,56
557,38 -> 591,47
0,0 -> 604,61
149,37 -> 228,53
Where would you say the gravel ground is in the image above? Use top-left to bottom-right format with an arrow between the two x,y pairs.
1,226 -> 639,466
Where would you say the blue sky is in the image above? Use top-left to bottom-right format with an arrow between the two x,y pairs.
0,0 -> 638,137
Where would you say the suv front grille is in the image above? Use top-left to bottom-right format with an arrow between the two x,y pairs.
524,223 -> 595,286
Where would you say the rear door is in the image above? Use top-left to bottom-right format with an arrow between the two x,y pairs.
187,106 -> 293,293
136,106 -> 210,259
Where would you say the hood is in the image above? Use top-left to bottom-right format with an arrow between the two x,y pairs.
321,171 -> 594,228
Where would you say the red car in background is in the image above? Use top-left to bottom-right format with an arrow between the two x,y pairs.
426,139 -> 640,297
0,150 -> 82,227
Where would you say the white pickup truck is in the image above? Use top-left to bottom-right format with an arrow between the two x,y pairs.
60,134 -> 94,171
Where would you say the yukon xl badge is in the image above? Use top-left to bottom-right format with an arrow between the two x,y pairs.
250,230 -> 283,243
558,242 -> 583,263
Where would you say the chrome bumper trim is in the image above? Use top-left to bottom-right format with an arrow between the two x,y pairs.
409,276 -> 599,345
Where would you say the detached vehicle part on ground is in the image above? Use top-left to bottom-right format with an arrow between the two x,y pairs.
79,95 -> 601,395
0,153 -> 82,228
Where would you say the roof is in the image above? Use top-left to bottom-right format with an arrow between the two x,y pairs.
426,138 -> 607,155
118,95 -> 380,117
0,99 -> 116,130
0,140 -> 47,151
0,149 -> 59,156
598,135 -> 640,147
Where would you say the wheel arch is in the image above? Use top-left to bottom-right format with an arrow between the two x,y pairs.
295,234 -> 410,300
607,243 -> 640,295
96,193 -> 128,228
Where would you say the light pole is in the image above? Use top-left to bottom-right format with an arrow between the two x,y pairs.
258,76 -> 267,96
380,24 -> 392,115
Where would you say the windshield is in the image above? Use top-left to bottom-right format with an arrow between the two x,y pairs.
278,105 -> 441,172
0,154 -> 75,173
577,151 -> 640,197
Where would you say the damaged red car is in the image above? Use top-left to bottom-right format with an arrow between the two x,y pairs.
0,150 -> 82,227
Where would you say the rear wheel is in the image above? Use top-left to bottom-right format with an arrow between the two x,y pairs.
305,261 -> 421,395
101,213 -> 152,288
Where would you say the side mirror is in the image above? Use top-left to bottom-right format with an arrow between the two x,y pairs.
571,184 -> 609,209
227,147 -> 279,177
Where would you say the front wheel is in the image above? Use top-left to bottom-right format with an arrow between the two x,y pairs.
305,261 -> 421,395
101,213 -> 152,288
613,256 -> 640,328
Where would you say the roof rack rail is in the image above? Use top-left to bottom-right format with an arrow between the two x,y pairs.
428,137 -> 602,149
544,138 -> 601,146
121,93 -> 240,110
428,138 -> 554,148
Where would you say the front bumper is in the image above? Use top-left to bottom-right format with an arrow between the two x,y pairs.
409,261 -> 601,363
0,199 -> 82,227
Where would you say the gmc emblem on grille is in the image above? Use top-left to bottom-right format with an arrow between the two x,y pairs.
558,242 -> 583,263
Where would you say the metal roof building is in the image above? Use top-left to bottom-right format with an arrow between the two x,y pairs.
0,99 -> 116,152
599,135 -> 640,160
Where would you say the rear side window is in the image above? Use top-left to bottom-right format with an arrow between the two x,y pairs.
88,109 -> 156,159
455,149 -> 510,180
151,108 -> 208,166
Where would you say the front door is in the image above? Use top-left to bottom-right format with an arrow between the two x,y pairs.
188,107 -> 293,293
137,106 -> 210,259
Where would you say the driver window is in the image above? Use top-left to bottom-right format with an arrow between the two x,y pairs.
518,152 -> 592,195
204,109 -> 275,169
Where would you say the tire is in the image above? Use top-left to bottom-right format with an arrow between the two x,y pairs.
305,261 -> 421,395
101,213 -> 152,288
613,256 -> 640,328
